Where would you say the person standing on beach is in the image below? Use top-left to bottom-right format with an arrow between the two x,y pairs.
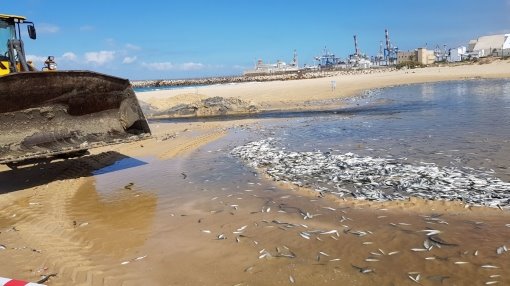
331,80 -> 336,91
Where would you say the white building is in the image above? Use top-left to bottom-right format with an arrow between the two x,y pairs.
468,34 -> 510,57
447,46 -> 466,62
244,51 -> 299,75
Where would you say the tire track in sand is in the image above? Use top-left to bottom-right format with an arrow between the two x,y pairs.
158,129 -> 227,159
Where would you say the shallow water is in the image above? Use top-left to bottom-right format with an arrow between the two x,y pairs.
79,79 -> 510,285
277,79 -> 510,181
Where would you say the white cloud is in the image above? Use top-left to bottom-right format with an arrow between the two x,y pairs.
85,51 -> 116,65
79,25 -> 94,31
180,62 -> 204,70
26,54 -> 47,65
62,52 -> 77,61
142,61 -> 174,71
141,61 -> 205,71
38,23 -> 60,34
125,43 -> 141,51
122,56 -> 137,64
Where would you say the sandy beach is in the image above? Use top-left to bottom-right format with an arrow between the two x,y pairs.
138,60 -> 510,113
1,61 -> 510,285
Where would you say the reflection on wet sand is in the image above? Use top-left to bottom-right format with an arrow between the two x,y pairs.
108,174 -> 510,285
69,179 -> 157,257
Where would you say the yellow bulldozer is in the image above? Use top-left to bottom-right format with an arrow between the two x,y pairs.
0,14 -> 151,169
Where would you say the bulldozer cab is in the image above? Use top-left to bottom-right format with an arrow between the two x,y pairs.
0,14 -> 35,75
0,13 -> 151,169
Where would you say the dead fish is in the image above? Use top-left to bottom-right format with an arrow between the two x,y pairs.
0,244 -> 6,250
485,282 -> 499,285
320,230 -> 339,236
135,255 -> 147,261
289,275 -> 295,283
409,274 -> 420,284
481,265 -> 499,269
411,248 -> 428,252
351,264 -> 374,274
304,212 -> 313,219
365,258 -> 379,262
299,232 -> 311,240
362,242 -> 374,245
429,235 -> 458,246
258,251 -> 271,259
349,230 -> 368,237
217,234 -> 226,240
201,230 -> 211,234
425,257 -> 436,260
496,245 -> 508,255
329,258 -> 341,262
388,251 -> 400,256
454,261 -> 469,265
36,273 -> 57,284
421,229 -> 441,236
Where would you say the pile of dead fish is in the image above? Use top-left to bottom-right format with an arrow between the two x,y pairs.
231,139 -> 510,208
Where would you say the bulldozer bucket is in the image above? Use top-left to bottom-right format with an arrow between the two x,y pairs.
0,71 -> 151,165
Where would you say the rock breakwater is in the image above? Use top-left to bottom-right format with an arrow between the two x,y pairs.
131,68 -> 396,89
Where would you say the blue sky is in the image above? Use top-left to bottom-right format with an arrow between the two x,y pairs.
3,0 -> 510,80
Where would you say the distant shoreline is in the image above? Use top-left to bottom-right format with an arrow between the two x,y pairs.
136,59 -> 510,118
130,67 -> 395,89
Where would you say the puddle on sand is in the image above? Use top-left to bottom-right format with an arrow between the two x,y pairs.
64,79 -> 510,285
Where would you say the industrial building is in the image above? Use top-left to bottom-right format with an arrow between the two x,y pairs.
467,34 -> 510,57
396,48 -> 435,65
447,46 -> 467,62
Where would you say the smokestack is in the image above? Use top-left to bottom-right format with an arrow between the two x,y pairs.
354,35 -> 359,56
385,29 -> 391,52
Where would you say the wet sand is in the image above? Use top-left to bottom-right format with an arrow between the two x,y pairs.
1,62 -> 510,285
